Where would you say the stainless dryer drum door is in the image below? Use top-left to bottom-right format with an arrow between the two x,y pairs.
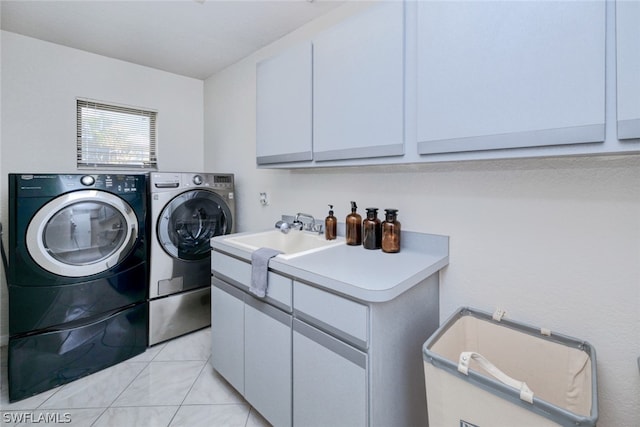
157,189 -> 233,261
26,190 -> 138,277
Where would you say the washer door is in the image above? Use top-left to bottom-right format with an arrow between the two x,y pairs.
158,189 -> 232,261
26,190 -> 138,277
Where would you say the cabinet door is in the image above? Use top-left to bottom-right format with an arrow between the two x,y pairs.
211,279 -> 244,394
313,1 -> 405,162
256,42 -> 313,164
616,0 -> 640,139
244,296 -> 292,427
417,0 -> 606,154
293,320 -> 367,427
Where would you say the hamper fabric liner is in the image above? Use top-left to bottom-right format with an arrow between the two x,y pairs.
423,307 -> 598,427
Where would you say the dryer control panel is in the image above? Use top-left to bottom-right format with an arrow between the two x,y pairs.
151,173 -> 234,191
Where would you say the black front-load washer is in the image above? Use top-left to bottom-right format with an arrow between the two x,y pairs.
7,173 -> 149,402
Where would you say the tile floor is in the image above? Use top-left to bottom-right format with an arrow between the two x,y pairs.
0,328 -> 271,427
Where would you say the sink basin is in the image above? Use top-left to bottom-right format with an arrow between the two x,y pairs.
223,230 -> 345,260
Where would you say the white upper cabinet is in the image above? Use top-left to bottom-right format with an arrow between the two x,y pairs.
416,0 -> 606,154
313,1 -> 405,161
616,0 -> 640,140
256,42 -> 313,165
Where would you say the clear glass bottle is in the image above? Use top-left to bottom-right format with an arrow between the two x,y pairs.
381,209 -> 401,253
362,208 -> 381,250
345,201 -> 362,246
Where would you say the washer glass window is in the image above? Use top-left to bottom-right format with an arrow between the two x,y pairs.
27,190 -> 138,277
159,190 -> 232,261
44,201 -> 128,265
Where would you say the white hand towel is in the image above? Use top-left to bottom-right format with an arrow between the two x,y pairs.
250,247 -> 282,298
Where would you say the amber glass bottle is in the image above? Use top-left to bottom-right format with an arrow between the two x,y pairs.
325,205 -> 337,240
345,201 -> 362,245
381,209 -> 401,253
362,208 -> 381,250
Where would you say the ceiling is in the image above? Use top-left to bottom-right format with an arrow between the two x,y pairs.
0,0 -> 345,80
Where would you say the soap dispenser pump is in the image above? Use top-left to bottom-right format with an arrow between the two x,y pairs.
345,201 -> 362,246
325,205 -> 337,240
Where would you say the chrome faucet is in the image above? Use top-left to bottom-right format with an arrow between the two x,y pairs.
275,213 -> 323,234
294,213 -> 316,231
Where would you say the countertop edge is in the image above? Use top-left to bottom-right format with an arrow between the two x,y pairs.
211,230 -> 449,303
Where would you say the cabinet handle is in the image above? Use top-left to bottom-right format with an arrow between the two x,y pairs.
293,319 -> 366,369
245,294 -> 291,327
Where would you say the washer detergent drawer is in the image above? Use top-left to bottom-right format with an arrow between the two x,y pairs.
8,302 -> 148,403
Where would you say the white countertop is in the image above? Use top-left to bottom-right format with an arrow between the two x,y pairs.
211,229 -> 449,303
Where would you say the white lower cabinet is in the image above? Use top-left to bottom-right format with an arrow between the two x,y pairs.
245,298 -> 292,427
211,273 -> 293,427
212,250 -> 440,426
211,279 -> 244,395
293,319 -> 367,427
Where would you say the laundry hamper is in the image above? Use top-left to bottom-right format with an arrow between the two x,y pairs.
423,307 -> 598,427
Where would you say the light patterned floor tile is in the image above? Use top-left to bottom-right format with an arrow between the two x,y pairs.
183,360 -> 244,405
0,328 -> 272,427
112,361 -> 205,407
169,404 -> 250,427
246,408 -> 273,427
0,381 -> 60,411
39,362 -> 147,409
128,342 -> 167,362
154,328 -> 211,362
92,405 -> 179,427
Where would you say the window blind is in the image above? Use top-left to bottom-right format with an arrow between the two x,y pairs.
77,99 -> 157,169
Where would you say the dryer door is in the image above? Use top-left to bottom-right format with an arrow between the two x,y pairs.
158,189 -> 232,261
26,190 -> 139,277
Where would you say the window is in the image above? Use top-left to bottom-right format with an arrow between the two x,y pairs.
77,99 -> 157,169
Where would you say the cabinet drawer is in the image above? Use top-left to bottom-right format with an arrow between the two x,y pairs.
211,250 -> 292,311
293,281 -> 368,349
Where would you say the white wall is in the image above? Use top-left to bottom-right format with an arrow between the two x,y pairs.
0,31 -> 205,343
203,4 -> 640,426
1,31 -> 204,174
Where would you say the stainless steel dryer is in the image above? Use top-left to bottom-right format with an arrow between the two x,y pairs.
149,172 -> 234,345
